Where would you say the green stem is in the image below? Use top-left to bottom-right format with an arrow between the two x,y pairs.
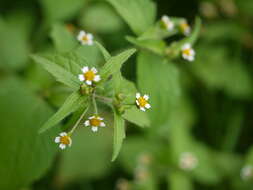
69,105 -> 89,135
92,93 -> 98,115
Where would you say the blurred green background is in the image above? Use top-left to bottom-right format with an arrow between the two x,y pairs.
1,0 -> 253,189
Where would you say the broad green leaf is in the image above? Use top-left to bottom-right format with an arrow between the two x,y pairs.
95,41 -> 111,61
40,0 -> 86,22
79,3 -> 124,33
106,0 -> 156,35
39,91 -> 87,133
31,55 -> 81,90
112,111 -> 125,161
50,23 -> 77,52
137,51 -> 181,126
168,170 -> 193,190
122,106 -> 150,127
99,48 -> 136,83
0,78 -> 59,190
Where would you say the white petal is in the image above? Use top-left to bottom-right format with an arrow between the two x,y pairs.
188,56 -> 194,62
59,144 -> 66,149
60,132 -> 67,137
84,120 -> 90,126
55,137 -> 60,143
161,15 -> 169,22
89,116 -> 95,119
78,74 -> 84,81
100,122 -> 106,127
91,67 -> 97,73
86,80 -> 92,85
91,126 -> 98,132
94,75 -> 101,82
136,93 -> 141,99
143,95 -> 149,100
82,66 -> 89,73
140,107 -> 146,112
182,43 -> 191,50
77,31 -> 85,41
87,33 -> 93,40
145,104 -> 151,109
68,138 -> 72,146
98,117 -> 104,120
87,40 -> 93,45
136,100 -> 140,105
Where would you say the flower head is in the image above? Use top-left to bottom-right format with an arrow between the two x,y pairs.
241,165 -> 253,181
84,115 -> 106,132
161,15 -> 174,31
77,30 -> 93,45
179,152 -> 198,171
179,20 -> 191,36
78,66 -> 101,85
181,43 -> 195,62
55,132 -> 72,150
136,93 -> 151,112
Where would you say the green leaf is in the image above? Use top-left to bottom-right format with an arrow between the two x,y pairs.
50,23 -> 77,52
106,0 -> 156,35
31,55 -> 81,90
0,78 -> 59,190
95,41 -> 111,61
99,48 -> 136,83
168,170 -> 193,190
122,106 -> 150,127
137,51 -> 181,126
112,111 -> 125,161
39,91 -> 87,133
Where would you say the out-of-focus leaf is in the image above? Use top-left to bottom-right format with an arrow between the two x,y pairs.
59,127 -> 112,182
50,23 -> 77,52
106,0 -> 156,35
112,111 -> 125,161
99,48 -> 136,83
0,78 -> 59,190
31,55 -> 81,90
168,170 -> 193,190
39,91 -> 87,133
40,0 -> 86,22
137,51 -> 181,126
235,0 -> 253,16
123,106 -> 150,127
80,3 -> 124,33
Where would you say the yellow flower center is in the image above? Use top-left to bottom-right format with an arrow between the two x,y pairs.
60,136 -> 70,145
180,23 -> 189,31
84,70 -> 95,81
137,97 -> 147,107
82,35 -> 89,42
90,118 -> 101,126
183,49 -> 191,56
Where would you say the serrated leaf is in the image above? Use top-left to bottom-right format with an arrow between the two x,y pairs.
39,91 -> 87,133
95,41 -> 111,61
123,106 -> 150,127
31,55 -> 81,90
0,78 -> 59,190
106,0 -> 156,35
99,48 -> 136,83
112,111 -> 125,161
50,23 -> 77,52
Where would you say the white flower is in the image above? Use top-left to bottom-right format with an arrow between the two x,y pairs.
78,66 -> 101,85
77,30 -> 93,45
136,93 -> 151,112
179,20 -> 191,36
241,165 -> 253,181
179,152 -> 198,171
181,43 -> 195,62
54,132 -> 72,150
161,15 -> 174,31
84,115 -> 106,132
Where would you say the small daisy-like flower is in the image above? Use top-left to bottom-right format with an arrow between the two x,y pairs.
77,30 -> 93,45
179,20 -> 191,36
179,152 -> 198,171
181,43 -> 195,62
84,115 -> 106,132
241,165 -> 253,181
78,66 -> 101,85
161,15 -> 174,31
136,93 -> 151,112
54,132 -> 72,150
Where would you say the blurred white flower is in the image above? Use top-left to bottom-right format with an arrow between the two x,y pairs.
179,20 -> 191,36
241,165 -> 253,181
161,15 -> 174,31
136,93 -> 151,112
54,132 -> 72,150
77,30 -> 93,45
181,43 -> 195,62
84,115 -> 106,132
179,152 -> 198,171
78,66 -> 101,85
